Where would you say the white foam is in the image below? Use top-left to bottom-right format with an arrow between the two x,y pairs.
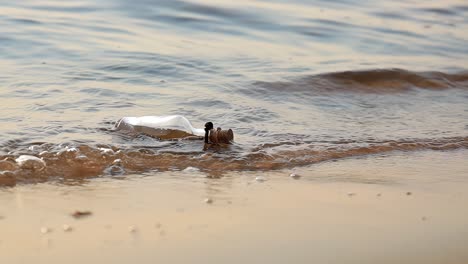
183,166 -> 200,172
65,146 -> 78,152
99,148 -> 114,154
15,155 -> 46,171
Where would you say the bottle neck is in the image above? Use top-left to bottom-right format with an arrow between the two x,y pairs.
204,128 -> 210,143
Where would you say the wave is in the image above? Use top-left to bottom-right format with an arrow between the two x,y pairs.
252,69 -> 468,94
1,136 -> 467,186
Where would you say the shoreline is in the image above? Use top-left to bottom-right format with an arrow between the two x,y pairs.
1,149 -> 467,264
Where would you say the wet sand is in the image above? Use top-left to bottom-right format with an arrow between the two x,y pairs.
1,150 -> 467,264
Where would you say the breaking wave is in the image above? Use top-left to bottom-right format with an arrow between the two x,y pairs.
252,69 -> 468,94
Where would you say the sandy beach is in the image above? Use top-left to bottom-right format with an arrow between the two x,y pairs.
1,149 -> 467,264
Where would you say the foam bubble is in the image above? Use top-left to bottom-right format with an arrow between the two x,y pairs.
66,147 -> 78,152
15,155 -> 46,171
183,166 -> 200,172
99,148 -> 114,154
255,176 -> 266,182
105,165 -> 125,175
289,173 -> 301,179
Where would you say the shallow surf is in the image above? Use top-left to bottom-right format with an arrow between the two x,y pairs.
2,1 -> 468,186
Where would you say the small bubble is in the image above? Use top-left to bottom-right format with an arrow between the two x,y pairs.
105,165 -> 125,176
28,145 -> 38,151
289,173 -> 300,179
183,167 -> 200,172
76,154 -> 88,161
204,198 -> 213,204
406,192 -> 412,196
255,176 -> 266,182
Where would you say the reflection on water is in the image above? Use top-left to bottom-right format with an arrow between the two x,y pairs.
1,0 -> 468,185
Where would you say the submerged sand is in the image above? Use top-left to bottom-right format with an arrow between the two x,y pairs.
0,150 -> 467,264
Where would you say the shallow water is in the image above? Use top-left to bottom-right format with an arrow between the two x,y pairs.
1,0 -> 468,183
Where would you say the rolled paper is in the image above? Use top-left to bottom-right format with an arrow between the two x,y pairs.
115,115 -> 205,139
